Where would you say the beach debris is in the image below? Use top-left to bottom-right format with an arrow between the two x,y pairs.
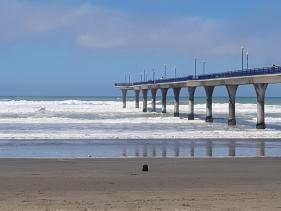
142,164 -> 149,172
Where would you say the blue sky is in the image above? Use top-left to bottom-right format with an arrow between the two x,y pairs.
0,0 -> 281,96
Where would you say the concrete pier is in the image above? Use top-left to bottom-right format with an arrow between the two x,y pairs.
226,85 -> 238,126
142,89 -> 148,112
121,89 -> 127,108
134,90 -> 140,108
188,87 -> 196,120
116,65 -> 281,129
204,86 -> 214,122
173,87 -> 181,117
151,88 -> 157,112
161,88 -> 168,113
254,83 -> 268,129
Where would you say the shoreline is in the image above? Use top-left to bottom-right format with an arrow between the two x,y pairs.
0,138 -> 281,141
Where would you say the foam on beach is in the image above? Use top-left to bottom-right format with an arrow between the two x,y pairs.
0,99 -> 280,139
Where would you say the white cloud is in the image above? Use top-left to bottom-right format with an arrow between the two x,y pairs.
0,0 -> 280,64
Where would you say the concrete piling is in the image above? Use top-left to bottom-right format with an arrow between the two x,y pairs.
254,83 -> 268,129
151,88 -> 157,112
204,86 -> 215,122
142,89 -> 148,112
173,87 -> 181,117
134,90 -> 140,108
188,87 -> 196,120
161,88 -> 168,113
121,89 -> 127,108
226,85 -> 238,126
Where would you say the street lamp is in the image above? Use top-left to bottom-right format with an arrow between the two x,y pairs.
246,52 -> 249,69
174,66 -> 177,79
153,69 -> 155,83
241,46 -> 244,71
164,64 -> 167,78
194,58 -> 197,79
143,69 -> 146,81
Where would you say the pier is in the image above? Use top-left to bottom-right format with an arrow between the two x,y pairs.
115,66 -> 281,129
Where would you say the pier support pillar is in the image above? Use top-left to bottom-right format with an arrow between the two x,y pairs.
134,90 -> 140,108
188,87 -> 196,120
161,88 -> 168,113
142,89 -> 148,112
204,86 -> 215,122
173,87 -> 181,117
226,85 -> 238,126
254,83 -> 268,129
151,88 -> 157,112
121,89 -> 127,108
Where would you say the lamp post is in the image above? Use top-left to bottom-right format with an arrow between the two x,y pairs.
194,58 -> 197,79
241,46 -> 244,71
125,73 -> 127,83
164,64 -> 167,78
174,66 -> 177,79
128,73 -> 131,84
246,52 -> 249,69
153,69 -> 155,83
143,69 -> 146,81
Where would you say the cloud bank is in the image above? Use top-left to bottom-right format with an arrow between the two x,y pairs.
0,0 -> 280,63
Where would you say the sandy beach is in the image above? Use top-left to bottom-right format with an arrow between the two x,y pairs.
0,158 -> 280,211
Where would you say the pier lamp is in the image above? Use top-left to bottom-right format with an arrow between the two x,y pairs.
153,69 -> 155,83
194,58 -> 197,79
164,64 -> 167,79
246,52 -> 249,70
241,46 -> 244,71
143,69 -> 146,81
174,66 -> 177,79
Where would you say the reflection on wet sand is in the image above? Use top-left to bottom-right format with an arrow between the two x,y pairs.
259,141 -> 265,157
0,139 -> 276,158
121,140 -> 268,158
228,141 -> 236,157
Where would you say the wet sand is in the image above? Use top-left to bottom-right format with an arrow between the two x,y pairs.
0,158 -> 281,211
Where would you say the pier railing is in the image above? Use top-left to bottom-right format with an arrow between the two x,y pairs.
115,66 -> 281,87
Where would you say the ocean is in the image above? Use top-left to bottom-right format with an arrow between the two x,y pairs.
0,96 -> 281,158
0,96 -> 280,139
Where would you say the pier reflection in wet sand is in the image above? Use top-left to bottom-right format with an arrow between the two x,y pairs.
0,139 -> 280,158
118,140 -> 274,158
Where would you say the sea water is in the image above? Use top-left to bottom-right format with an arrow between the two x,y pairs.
0,96 -> 281,158
0,96 -> 281,139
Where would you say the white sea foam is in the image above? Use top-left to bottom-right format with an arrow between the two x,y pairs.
0,99 -> 280,139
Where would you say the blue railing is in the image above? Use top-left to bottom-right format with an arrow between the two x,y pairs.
115,66 -> 281,87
